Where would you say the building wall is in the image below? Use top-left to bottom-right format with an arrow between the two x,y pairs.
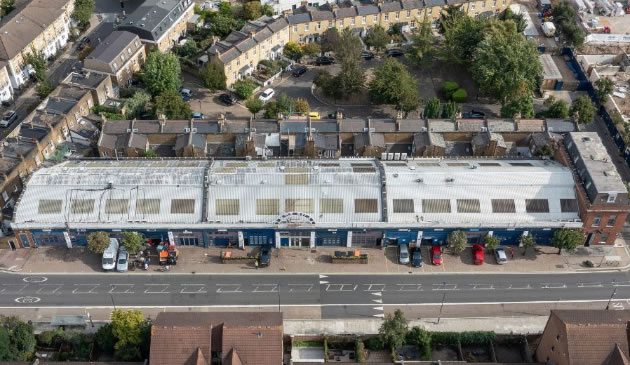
535,316 -> 570,365
156,3 -> 195,52
0,66 -> 14,102
83,41 -> 146,86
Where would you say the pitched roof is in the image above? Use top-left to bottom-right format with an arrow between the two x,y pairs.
117,0 -> 193,42
85,31 -> 140,67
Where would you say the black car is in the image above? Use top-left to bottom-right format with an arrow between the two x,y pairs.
463,109 -> 486,119
411,250 -> 422,267
77,36 -> 91,51
387,49 -> 405,57
219,93 -> 237,105
316,56 -> 335,66
292,66 -> 307,77
259,246 -> 271,267
361,51 -> 375,60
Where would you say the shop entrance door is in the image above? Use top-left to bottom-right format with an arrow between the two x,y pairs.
288,232 -> 310,248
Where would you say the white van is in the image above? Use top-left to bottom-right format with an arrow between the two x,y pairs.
102,238 -> 119,271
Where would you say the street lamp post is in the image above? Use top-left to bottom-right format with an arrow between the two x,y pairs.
606,287 -> 617,310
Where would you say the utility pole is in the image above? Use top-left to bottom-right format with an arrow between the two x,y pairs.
110,292 -> 117,310
437,292 -> 446,324
606,287 -> 617,310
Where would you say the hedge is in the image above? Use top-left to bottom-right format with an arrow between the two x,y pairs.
431,331 -> 461,346
442,81 -> 459,99
431,331 -> 495,346
452,88 -> 468,103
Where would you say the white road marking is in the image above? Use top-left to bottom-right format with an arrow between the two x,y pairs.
373,313 -> 385,318
319,281 -> 329,284
507,284 -> 532,290
22,276 -> 47,283
1,284 -> 28,294
325,284 -> 356,292
470,284 -> 494,290
181,284 -> 207,294
14,296 -> 40,304
36,284 -> 62,294
373,306 -> 384,311
613,281 -> 630,287
371,292 -> 382,297
577,282 -> 602,288
363,284 -> 386,292
109,284 -> 134,294
144,284 -> 170,294
216,284 -> 242,293
287,284 -> 313,293
432,283 -> 458,291
612,302 -> 624,310
396,284 -> 423,291
319,275 -> 328,279
72,284 -> 99,294
252,284 -> 278,293
541,283 -> 566,289
373,299 -> 383,304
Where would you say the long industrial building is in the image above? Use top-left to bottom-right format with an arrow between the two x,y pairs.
10,158 -> 582,248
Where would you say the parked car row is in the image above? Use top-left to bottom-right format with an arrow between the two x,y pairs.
398,245 -> 509,266
102,238 -> 129,272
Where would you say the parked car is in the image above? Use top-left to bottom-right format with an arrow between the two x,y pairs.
472,244 -> 485,265
259,246 -> 271,267
361,51 -> 375,60
258,88 -> 275,102
308,111 -> 321,120
292,66 -> 307,77
219,93 -> 237,105
411,249 -> 422,267
0,110 -> 17,127
180,88 -> 193,101
102,238 -> 119,271
191,112 -> 205,120
116,248 -> 129,272
77,36 -> 91,51
387,49 -> 405,57
494,247 -> 507,264
431,245 -> 443,266
316,56 -> 335,65
399,244 -> 409,264
462,109 -> 486,119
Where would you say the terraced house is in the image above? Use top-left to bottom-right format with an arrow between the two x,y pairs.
0,0 -> 74,96
207,0 -> 511,86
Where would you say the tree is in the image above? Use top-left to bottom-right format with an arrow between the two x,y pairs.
295,98 -> 310,114
283,42 -> 303,62
407,13 -> 434,66
245,97 -> 264,118
87,231 -> 110,254
143,150 -> 158,158
110,310 -> 145,360
243,1 -> 262,20
35,79 -> 54,99
378,309 -> 408,352
154,90 -> 192,120
551,228 -> 584,254
520,234 -> 536,254
423,97 -> 441,118
0,316 -> 36,361
174,39 -> 198,58
314,71 -> 343,102
438,5 -> 466,34
595,77 -> 614,104
72,0 -> 95,27
448,230 -> 467,256
276,93 -> 296,116
441,13 -> 487,64
124,91 -> 151,119
570,95 -> 595,124
142,51 -> 181,97
369,59 -> 419,116
335,29 -> 363,62
24,51 -> 46,82
302,42 -> 321,57
337,58 -> 365,96
233,79 -> 257,99
364,25 -> 390,52
263,100 -> 279,118
321,28 -> 341,53
407,327 -> 432,361
262,4 -> 274,16
0,328 -> 9,361
442,100 -> 457,119
209,14 -> 235,38
500,96 -> 534,118
95,323 -> 116,354
483,235 -> 500,252
121,232 -> 144,254
540,96 -> 569,118
552,1 -> 585,47
218,1 -> 232,16
0,0 -> 14,17
471,28 -> 542,103
200,62 -> 227,91
502,7 -> 527,33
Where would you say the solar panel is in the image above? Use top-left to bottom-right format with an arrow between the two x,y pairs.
526,199 -> 549,213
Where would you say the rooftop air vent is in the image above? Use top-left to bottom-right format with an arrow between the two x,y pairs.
445,178 -> 454,183
582,136 -> 592,142
415,178 -> 423,183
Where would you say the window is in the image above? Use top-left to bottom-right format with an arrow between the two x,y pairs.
120,54 -> 125,62
471,3 -> 475,9
525,199 -> 550,213
328,22 -> 333,28
482,1 -> 486,7
286,199 -> 314,213
503,0 -> 506,4
355,199 -> 378,213
351,18 -> 355,25
374,15 -> 378,21
492,0 -> 496,6
607,216 -> 617,227
112,62 -> 118,69
256,199 -> 279,215
353,167 -> 376,173
362,16 -> 366,24
607,194 -> 617,203
560,199 -> 578,213
410,20 -> 416,27
600,232 -> 609,243
491,199 -> 516,213
321,199 -> 343,213
71,199 -> 94,214
38,199 -> 62,214
317,22 -> 321,29
127,47 -> 132,55
216,199 -> 239,215
305,24 -> 309,31
134,40 -> 139,47
171,199 -> 195,214
393,199 -> 414,213
592,216 -> 601,227
428,8 -> 433,14
407,10 -> 411,17
384,14 -> 389,21
457,199 -> 481,213
422,199 -> 451,213
293,26 -> 297,32
136,199 -> 160,214
105,199 -> 128,214
395,12 -> 399,20
339,19 -> 344,26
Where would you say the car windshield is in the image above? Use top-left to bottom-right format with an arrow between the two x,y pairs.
103,258 -> 113,265
118,258 -> 127,264
263,91 -> 272,97
401,252 -> 408,259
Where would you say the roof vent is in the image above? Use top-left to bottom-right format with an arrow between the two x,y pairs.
604,170 -> 617,177
415,178 -> 423,183
393,173 -> 399,178
445,178 -> 454,183
582,136 -> 592,142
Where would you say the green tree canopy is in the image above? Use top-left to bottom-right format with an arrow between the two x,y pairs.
552,228 -> 584,254
407,13 -> 435,66
500,95 -> 534,119
95,323 -> 116,354
379,309 -> 408,351
154,90 -> 192,120
552,1 -> 585,47
0,0 -> 15,17
295,98 -> 310,114
245,97 -> 264,118
0,327 -> 9,361
24,51 -> 46,82
448,230 -> 467,256
142,51 -> 182,97
423,97 -> 441,119
35,79 -> 54,99
483,235 -> 501,251
124,90 -> 151,119
595,77 -> 614,104
0,316 -> 35,361
321,28 -> 341,53
520,234 -> 536,254
442,100 -> 457,119
337,58 -> 365,96
174,39 -> 198,58
243,1 -> 262,20
364,25 -> 390,52
502,7 -> 527,33
569,95 -> 595,124
87,231 -> 110,254
262,4 -> 273,16
369,59 -> 419,116
121,232 -> 144,254
200,62 -> 227,91
335,28 -> 363,62
441,12 -> 487,64
540,96 -> 569,118
72,0 -> 95,27
233,79 -> 257,99
302,42 -> 321,57
283,42 -> 303,62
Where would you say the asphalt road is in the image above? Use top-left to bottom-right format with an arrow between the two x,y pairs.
3,271 -> 630,319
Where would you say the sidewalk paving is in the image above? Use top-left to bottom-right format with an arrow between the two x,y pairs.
2,238 -> 629,274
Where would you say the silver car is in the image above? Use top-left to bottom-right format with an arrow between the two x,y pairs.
494,247 -> 507,264
116,248 -> 129,272
399,244 -> 409,265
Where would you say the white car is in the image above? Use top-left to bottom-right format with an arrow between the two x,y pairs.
258,88 -> 275,102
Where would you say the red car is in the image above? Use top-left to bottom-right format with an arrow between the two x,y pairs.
472,244 -> 485,265
431,245 -> 443,265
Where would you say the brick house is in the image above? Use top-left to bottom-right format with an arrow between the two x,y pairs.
536,310 -> 630,365
556,132 -> 630,245
150,312 -> 283,365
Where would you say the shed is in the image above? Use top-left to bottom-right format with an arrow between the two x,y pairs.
540,54 -> 563,90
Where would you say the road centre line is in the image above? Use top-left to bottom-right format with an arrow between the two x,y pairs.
396,284 -> 423,291
470,284 -> 494,290
325,284 -> 356,292
540,283 -> 567,289
432,283 -> 458,291
577,282 -> 603,288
